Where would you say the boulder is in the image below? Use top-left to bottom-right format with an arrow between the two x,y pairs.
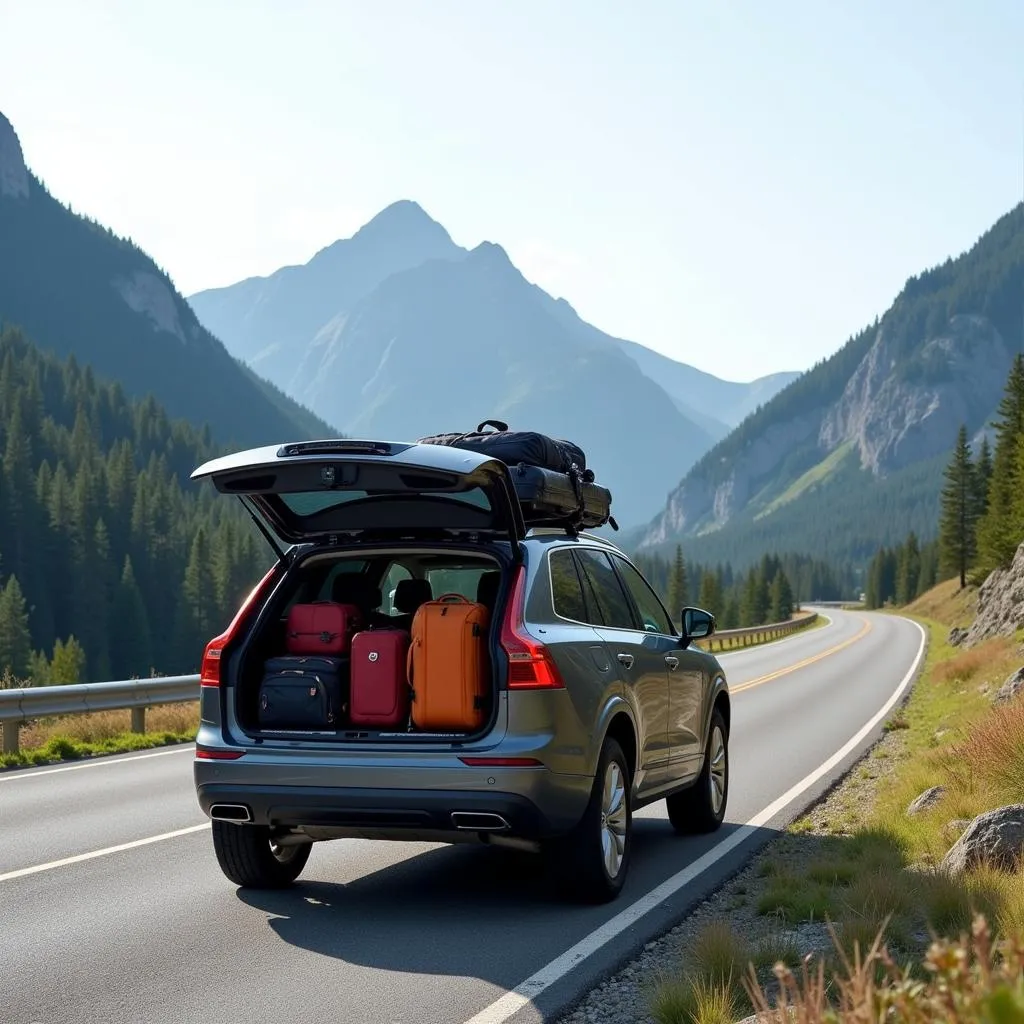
941,804 -> 1024,873
949,626 -> 968,647
993,667 -> 1024,705
907,786 -> 946,816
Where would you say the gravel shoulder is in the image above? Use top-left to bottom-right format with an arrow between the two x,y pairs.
555,697 -> 908,1024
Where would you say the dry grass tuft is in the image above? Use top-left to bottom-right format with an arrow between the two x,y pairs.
19,703 -> 199,749
743,914 -> 1024,1023
904,578 -> 978,628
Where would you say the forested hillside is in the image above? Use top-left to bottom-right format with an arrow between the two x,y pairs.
632,547 -> 857,630
0,327 -> 270,683
639,203 -> 1024,567
865,354 -> 1024,607
0,109 -> 334,450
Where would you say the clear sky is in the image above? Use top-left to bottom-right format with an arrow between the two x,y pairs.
2,0 -> 1023,381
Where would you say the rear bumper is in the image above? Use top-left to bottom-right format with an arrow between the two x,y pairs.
198,783 -> 559,837
194,762 -> 593,840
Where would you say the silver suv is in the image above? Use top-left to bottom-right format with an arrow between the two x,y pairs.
191,439 -> 730,903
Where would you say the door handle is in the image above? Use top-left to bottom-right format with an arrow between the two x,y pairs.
617,653 -> 634,670
664,656 -> 679,670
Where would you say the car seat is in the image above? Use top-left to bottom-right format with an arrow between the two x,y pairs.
391,578 -> 433,632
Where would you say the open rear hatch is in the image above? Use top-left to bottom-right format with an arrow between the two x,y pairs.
190,439 -> 527,557
191,439 -> 528,747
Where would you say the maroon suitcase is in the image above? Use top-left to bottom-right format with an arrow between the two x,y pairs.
286,601 -> 363,656
349,628 -> 411,728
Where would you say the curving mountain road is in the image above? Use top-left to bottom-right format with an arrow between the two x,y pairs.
0,608 -> 926,1024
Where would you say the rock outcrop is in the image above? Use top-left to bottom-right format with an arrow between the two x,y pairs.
963,541 -> 1024,647
941,804 -> 1024,873
821,316 -> 1011,475
994,667 -> 1024,705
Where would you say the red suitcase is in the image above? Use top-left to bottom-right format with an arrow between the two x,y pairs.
349,628 -> 411,728
286,601 -> 363,656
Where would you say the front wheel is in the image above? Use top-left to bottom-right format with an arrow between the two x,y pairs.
211,821 -> 312,888
548,737 -> 633,904
666,706 -> 728,834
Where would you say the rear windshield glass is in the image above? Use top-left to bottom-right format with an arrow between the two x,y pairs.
280,487 -> 492,516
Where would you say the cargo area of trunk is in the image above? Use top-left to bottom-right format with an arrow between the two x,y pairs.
230,544 -> 508,744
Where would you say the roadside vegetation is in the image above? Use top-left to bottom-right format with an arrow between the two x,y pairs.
0,678 -> 197,768
648,595 -> 1024,1023
646,362 -> 1024,1022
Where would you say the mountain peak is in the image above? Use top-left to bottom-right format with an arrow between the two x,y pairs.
0,111 -> 29,200
467,240 -> 513,266
352,199 -> 452,246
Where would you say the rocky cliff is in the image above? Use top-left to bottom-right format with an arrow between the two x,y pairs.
637,201 -> 1024,564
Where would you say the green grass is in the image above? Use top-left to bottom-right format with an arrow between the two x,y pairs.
0,728 -> 195,770
754,440 -> 857,520
652,580 -> 1024,1017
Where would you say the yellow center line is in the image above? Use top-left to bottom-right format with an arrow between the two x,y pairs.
730,617 -> 873,695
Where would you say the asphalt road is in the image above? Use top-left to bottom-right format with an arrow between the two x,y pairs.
0,608 -> 926,1024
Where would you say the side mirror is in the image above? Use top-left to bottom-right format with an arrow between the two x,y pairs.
682,606 -> 716,642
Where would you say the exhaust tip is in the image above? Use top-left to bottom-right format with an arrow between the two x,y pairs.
450,811 -> 510,832
210,803 -> 252,823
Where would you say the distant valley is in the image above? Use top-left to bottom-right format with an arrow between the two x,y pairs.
187,201 -> 798,526
636,203 -> 1024,569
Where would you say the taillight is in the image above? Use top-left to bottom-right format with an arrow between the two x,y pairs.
499,565 -> 564,689
195,746 -> 246,760
200,564 -> 279,688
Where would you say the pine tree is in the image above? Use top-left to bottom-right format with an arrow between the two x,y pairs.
50,636 -> 86,684
975,435 -> 993,517
895,533 -> 921,605
697,569 -> 722,617
938,425 -> 979,588
665,545 -> 688,626
113,556 -> 153,678
0,575 -> 32,678
175,527 -> 218,671
28,649 -> 51,685
769,570 -> 794,622
977,354 -> 1024,571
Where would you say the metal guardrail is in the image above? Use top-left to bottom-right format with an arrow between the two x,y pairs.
0,675 -> 200,755
0,612 -> 821,756
696,610 -> 820,654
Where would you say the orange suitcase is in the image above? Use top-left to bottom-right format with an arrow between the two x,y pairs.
407,593 -> 490,732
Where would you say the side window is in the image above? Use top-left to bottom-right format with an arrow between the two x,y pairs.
549,549 -> 589,622
575,549 -> 637,630
612,556 -> 675,635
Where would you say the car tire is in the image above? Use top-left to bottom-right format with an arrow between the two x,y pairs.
666,706 -> 728,834
211,821 -> 312,888
550,737 -> 632,904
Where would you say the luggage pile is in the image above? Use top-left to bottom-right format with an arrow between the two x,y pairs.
417,419 -> 618,533
257,594 -> 491,736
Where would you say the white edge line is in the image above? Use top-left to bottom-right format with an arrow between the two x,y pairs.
0,744 -> 196,783
0,823 -> 212,884
462,615 -> 927,1024
715,612 -> 835,660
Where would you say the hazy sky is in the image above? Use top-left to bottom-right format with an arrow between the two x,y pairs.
2,0 -> 1023,381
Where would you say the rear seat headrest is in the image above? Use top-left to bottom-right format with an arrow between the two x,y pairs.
476,571 -> 501,610
331,573 -> 382,611
393,578 -> 432,614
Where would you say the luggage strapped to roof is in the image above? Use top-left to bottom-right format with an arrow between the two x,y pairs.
417,420 -> 617,534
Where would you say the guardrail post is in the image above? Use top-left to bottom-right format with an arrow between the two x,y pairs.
2,720 -> 19,755
131,707 -> 146,734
